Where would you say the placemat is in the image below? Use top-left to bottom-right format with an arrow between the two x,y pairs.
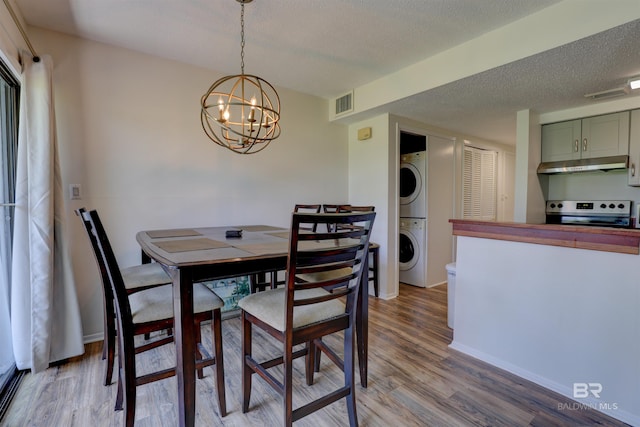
146,229 -> 201,238
239,225 -> 287,232
267,231 -> 290,239
152,238 -> 229,253
236,241 -> 289,256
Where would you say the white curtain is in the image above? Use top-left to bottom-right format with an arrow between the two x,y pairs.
10,54 -> 84,373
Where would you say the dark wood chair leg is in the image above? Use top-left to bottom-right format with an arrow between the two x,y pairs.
102,304 -> 108,361
313,338 -> 322,373
344,324 -> 358,427
284,339 -> 294,427
249,274 -> 257,293
212,308 -> 227,417
115,364 -> 124,411
357,254 -> 369,388
103,298 -> 116,386
123,364 -> 137,427
241,312 -> 252,413
120,338 -> 138,427
370,245 -> 380,298
195,320 -> 204,379
305,341 -> 315,386
344,327 -> 358,427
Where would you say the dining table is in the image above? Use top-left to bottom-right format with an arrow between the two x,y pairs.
136,224 -> 370,427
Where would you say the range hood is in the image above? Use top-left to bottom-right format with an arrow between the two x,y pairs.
536,155 -> 629,174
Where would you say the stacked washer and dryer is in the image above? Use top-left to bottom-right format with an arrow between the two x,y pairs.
399,132 -> 427,287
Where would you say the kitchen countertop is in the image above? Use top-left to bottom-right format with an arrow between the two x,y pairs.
450,219 -> 640,254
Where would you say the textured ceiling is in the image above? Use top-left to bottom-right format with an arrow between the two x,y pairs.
380,20 -> 640,144
12,0 -> 640,145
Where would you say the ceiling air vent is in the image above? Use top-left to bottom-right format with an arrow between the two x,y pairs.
335,91 -> 354,115
584,87 -> 629,100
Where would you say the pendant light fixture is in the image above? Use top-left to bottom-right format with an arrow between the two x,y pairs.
201,0 -> 281,154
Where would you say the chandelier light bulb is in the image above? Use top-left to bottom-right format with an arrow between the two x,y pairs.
248,96 -> 256,122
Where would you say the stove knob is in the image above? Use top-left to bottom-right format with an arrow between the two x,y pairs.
618,203 -> 625,209
600,203 -> 607,209
558,203 -> 563,208
550,203 -> 556,208
609,203 -> 615,209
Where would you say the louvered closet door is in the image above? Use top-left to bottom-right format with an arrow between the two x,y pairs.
463,146 -> 497,221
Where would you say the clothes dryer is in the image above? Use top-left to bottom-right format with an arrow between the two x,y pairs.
399,151 -> 426,218
399,217 -> 426,287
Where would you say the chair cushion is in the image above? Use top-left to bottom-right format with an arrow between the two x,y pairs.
238,288 -> 345,332
129,283 -> 224,324
121,262 -> 171,290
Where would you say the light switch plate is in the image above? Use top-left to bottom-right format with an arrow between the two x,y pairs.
69,184 -> 81,200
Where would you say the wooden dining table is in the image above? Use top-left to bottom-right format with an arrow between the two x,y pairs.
136,224 -> 370,427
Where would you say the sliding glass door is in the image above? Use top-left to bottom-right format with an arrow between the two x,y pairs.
0,58 -> 20,413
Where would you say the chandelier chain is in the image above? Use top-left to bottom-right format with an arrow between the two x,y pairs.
240,2 -> 245,74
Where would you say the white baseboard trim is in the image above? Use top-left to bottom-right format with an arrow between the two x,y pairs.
378,291 -> 398,300
83,332 -> 103,345
449,340 -> 640,427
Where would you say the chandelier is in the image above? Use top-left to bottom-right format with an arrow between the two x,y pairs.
200,0 -> 281,154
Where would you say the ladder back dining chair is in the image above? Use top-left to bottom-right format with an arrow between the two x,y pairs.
249,204 -> 323,293
76,207 -> 172,386
238,211 -> 375,426
294,204 -> 322,231
82,209 -> 227,426
322,204 -> 380,297
321,204 -> 344,232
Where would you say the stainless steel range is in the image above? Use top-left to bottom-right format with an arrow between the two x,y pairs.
545,200 -> 632,228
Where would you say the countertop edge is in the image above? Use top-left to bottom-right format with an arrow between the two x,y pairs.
449,220 -> 640,255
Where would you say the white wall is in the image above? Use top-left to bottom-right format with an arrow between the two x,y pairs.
425,134 -> 455,286
0,2 -> 25,76
30,27 -> 350,342
347,114 -> 515,298
452,236 -> 640,426
513,109 -> 546,223
347,114 -> 394,297
500,151 -> 516,221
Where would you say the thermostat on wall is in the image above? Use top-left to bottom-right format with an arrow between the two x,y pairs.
357,127 -> 372,141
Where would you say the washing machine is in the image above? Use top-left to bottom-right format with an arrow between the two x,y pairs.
399,151 -> 426,218
399,217 -> 426,287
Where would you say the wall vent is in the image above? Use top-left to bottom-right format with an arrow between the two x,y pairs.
584,87 -> 629,100
334,91 -> 354,115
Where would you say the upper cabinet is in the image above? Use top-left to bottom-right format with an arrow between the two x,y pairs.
541,111 -> 630,162
628,109 -> 640,186
541,119 -> 581,161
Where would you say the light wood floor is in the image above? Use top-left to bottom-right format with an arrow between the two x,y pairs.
3,284 -> 629,426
